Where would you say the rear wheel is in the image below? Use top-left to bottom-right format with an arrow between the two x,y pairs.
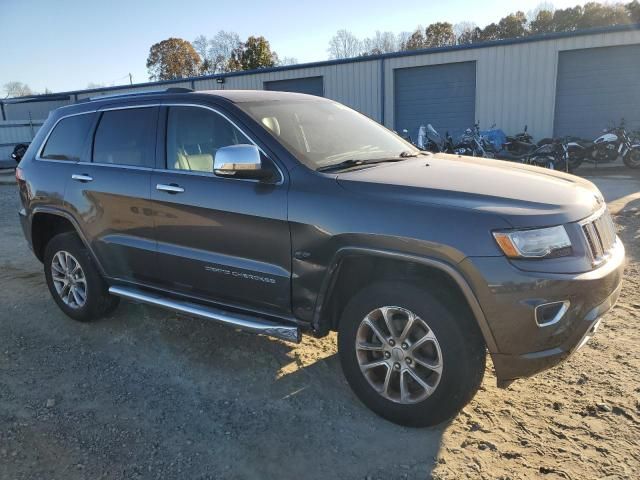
338,282 -> 486,427
623,147 -> 640,169
44,232 -> 119,322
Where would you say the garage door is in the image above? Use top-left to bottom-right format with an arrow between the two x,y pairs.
264,76 -> 324,96
394,62 -> 476,138
554,45 -> 640,139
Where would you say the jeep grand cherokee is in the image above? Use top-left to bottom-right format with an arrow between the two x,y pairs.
15,88 -> 625,427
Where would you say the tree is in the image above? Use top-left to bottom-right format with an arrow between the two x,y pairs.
362,31 -> 399,54
328,30 -> 362,59
401,28 -> 427,50
211,31 -> 243,73
552,6 -> 584,32
628,0 -> 640,22
480,23 -> 501,41
497,11 -> 529,38
87,82 -> 106,89
454,22 -> 482,44
226,36 -> 279,71
530,9 -> 555,34
146,38 -> 201,81
3,81 -> 32,98
192,34 -> 214,74
241,36 -> 278,70
579,2 -> 630,28
277,56 -> 299,66
425,22 -> 456,47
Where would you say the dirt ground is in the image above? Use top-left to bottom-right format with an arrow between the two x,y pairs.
0,168 -> 639,480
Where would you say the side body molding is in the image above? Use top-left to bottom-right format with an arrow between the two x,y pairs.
312,247 -> 498,353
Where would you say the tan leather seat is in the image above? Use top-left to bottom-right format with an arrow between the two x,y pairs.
174,151 -> 214,172
261,117 -> 281,136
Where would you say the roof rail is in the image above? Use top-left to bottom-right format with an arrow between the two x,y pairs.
87,87 -> 193,102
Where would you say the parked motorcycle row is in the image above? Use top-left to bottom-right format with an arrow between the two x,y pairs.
401,120 -> 640,172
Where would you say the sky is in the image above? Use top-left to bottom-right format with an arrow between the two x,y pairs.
2,0 -> 589,94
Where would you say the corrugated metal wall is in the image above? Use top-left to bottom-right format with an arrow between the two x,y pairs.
384,29 -> 640,137
3,100 -> 70,122
193,60 -> 382,121
2,29 -> 639,141
0,120 -> 44,161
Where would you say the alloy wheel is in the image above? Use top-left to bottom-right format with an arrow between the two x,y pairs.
51,251 -> 87,309
355,306 -> 443,404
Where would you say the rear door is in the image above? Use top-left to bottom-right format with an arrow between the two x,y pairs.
64,105 -> 158,283
149,104 -> 291,315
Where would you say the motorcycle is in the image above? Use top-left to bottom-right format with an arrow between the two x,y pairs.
417,124 -> 454,153
452,123 -> 494,158
568,121 -> 640,169
494,138 -> 569,171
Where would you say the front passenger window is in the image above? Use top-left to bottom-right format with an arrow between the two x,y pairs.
166,107 -> 245,173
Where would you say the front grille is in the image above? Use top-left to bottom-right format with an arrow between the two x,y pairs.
581,209 -> 617,264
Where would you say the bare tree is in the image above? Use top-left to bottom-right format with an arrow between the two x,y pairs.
277,56 -> 299,66
454,22 -> 481,44
362,31 -> 399,54
328,30 -> 362,59
3,81 -> 33,98
210,31 -> 243,73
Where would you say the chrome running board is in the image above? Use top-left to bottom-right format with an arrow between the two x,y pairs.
109,286 -> 301,343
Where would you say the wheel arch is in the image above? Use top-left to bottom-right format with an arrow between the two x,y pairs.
31,208 -> 105,275
312,247 -> 498,353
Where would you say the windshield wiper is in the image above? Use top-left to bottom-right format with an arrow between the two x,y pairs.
317,157 -> 407,173
399,150 -> 430,158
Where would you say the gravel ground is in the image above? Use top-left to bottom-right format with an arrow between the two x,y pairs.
1,171 -> 639,479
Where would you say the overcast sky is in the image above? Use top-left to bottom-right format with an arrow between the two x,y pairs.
3,0 -> 589,94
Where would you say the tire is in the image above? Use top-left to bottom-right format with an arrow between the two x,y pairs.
623,147 -> 640,169
44,232 -> 119,322
338,282 -> 486,427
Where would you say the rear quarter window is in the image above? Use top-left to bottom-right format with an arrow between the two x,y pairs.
40,113 -> 94,161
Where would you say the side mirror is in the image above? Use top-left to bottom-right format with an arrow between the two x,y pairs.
11,143 -> 29,163
214,144 -> 271,180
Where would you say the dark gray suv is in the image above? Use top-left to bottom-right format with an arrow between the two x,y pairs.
16,88 -> 625,427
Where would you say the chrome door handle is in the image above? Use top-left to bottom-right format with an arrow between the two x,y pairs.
71,174 -> 93,182
156,183 -> 185,194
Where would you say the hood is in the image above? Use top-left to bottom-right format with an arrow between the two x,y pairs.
336,154 -> 603,228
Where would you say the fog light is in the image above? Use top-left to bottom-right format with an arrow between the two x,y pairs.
535,300 -> 570,327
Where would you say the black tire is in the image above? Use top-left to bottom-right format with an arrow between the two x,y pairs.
623,147 -> 640,169
338,282 -> 486,427
44,232 -> 119,322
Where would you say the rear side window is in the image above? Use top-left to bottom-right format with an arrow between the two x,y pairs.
40,114 -> 94,161
93,108 -> 156,167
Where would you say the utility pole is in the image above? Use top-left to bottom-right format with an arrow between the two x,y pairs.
129,73 -> 133,85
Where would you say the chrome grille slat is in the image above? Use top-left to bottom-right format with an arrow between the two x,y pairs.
581,209 -> 617,265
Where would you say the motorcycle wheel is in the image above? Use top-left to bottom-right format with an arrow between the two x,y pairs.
623,148 -> 640,169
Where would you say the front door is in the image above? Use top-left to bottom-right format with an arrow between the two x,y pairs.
149,105 -> 291,315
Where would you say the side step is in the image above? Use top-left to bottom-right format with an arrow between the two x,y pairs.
109,286 -> 301,343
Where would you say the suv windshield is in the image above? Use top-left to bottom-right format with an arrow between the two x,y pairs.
237,98 -> 418,170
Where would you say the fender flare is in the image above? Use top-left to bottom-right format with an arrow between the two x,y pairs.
311,246 -> 498,353
31,206 -> 107,276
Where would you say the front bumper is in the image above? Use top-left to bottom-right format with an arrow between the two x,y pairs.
461,239 -> 625,383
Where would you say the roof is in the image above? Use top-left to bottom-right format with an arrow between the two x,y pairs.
2,23 -> 639,103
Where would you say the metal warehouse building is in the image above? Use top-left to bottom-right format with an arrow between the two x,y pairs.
2,24 -> 640,147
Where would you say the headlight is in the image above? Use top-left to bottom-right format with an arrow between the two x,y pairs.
493,225 -> 572,258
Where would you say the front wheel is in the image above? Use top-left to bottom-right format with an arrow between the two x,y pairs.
338,282 -> 486,427
623,147 -> 640,169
